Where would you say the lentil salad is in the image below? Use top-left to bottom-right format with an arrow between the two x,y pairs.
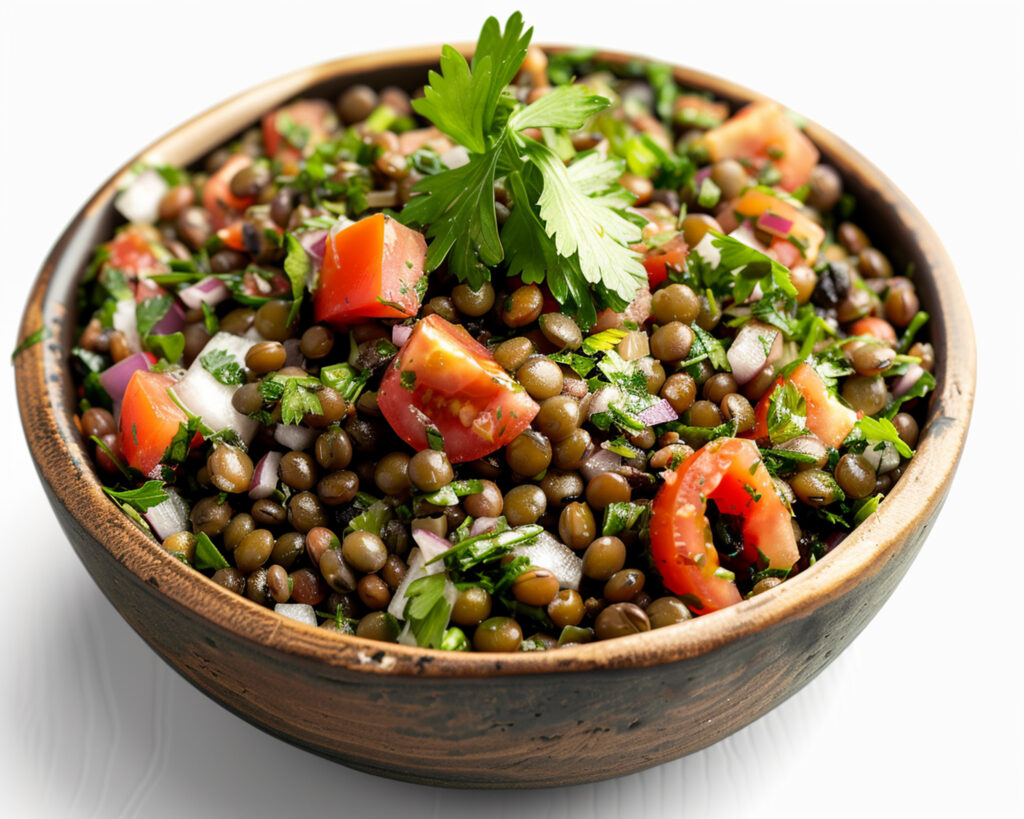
65,13 -> 934,652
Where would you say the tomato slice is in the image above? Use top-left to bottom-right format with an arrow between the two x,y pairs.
105,227 -> 165,278
202,154 -> 255,229
377,314 -> 539,463
262,99 -> 334,161
747,362 -> 860,449
704,100 -> 819,192
642,234 -> 688,289
314,214 -> 427,327
650,437 -> 798,613
119,370 -> 195,479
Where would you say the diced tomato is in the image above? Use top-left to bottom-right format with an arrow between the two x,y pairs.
848,317 -> 898,346
642,234 -> 688,289
746,362 -> 860,449
650,437 -> 798,614
768,236 -> 803,269
377,314 -> 539,463
262,99 -> 335,162
673,94 -> 729,128
203,154 -> 255,229
105,227 -> 165,277
704,100 -> 819,192
314,214 -> 427,327
592,282 -> 652,333
732,188 -> 825,264
119,370 -> 196,479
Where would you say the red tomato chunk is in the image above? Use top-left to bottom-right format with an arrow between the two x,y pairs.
377,314 -> 539,463
313,213 -> 427,327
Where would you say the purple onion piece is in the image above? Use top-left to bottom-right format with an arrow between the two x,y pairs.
580,448 -> 623,483
248,451 -> 282,499
98,352 -> 156,403
298,228 -> 328,269
411,528 -> 452,562
635,399 -> 678,426
468,516 -> 499,537
283,338 -> 304,368
392,324 -> 413,346
892,364 -> 924,398
151,301 -> 186,336
179,277 -> 230,310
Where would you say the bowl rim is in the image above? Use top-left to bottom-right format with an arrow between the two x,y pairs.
15,42 -> 976,678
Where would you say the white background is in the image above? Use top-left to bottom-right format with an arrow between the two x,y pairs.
2,0 -> 1021,816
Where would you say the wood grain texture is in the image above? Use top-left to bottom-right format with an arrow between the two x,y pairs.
14,46 -> 976,788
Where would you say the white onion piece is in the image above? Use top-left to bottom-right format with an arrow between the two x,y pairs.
112,299 -> 142,353
248,451 -> 282,499
411,528 -> 452,562
892,364 -> 925,398
143,487 -> 189,542
729,220 -> 767,251
273,424 -> 317,451
440,144 -> 470,169
728,320 -> 782,385
511,532 -> 583,591
242,326 -> 265,342
580,448 -> 623,483
388,546 -> 445,621
692,232 -> 721,268
469,516 -> 499,537
591,283 -> 652,332
587,385 -> 622,420
274,603 -> 318,627
114,168 -> 169,224
392,324 -> 413,347
179,277 -> 230,310
862,440 -> 900,475
171,332 -> 259,444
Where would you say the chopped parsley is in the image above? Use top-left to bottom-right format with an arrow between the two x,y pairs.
200,349 -> 245,386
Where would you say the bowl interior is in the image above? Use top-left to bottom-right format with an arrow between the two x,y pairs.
15,45 -> 976,678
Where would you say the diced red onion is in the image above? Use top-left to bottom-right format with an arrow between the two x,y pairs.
114,168 -> 170,225
635,399 -> 678,426
591,284 -> 652,332
248,451 -> 282,499
580,448 -> 623,482
756,212 -> 794,237
469,516 -> 499,537
392,324 -> 413,346
179,277 -> 230,310
411,528 -> 452,562
693,166 -> 713,190
144,487 -> 189,542
727,320 -> 782,385
151,301 -> 186,336
298,229 -> 328,268
99,352 -> 156,403
273,424 -> 317,451
892,364 -> 924,398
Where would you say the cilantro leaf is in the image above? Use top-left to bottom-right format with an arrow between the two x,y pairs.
510,84 -> 609,131
282,233 -> 310,326
200,349 -> 245,386
102,480 -> 168,512
280,378 -> 323,425
766,380 -> 807,444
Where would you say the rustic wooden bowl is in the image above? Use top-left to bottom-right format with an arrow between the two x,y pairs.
15,45 -> 975,788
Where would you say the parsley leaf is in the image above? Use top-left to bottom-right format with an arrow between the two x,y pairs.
279,378 -> 323,425
102,480 -> 168,512
135,296 -> 173,336
282,233 -> 310,325
404,573 -> 452,649
11,326 -> 51,361
143,332 -> 185,364
710,231 -> 798,301
195,532 -> 230,571
766,380 -> 807,444
882,369 -> 935,419
200,349 -> 245,386
854,415 -> 914,459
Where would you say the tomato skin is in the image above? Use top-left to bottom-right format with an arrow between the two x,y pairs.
377,314 -> 539,463
106,228 -> 164,277
650,437 -> 798,613
314,214 -> 427,327
704,100 -> 819,192
202,154 -> 255,228
642,235 -> 688,289
119,370 -> 196,479
747,362 -> 860,449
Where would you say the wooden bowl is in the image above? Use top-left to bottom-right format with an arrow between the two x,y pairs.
14,45 -> 975,788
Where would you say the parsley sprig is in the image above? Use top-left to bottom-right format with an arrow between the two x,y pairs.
400,13 -> 646,327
